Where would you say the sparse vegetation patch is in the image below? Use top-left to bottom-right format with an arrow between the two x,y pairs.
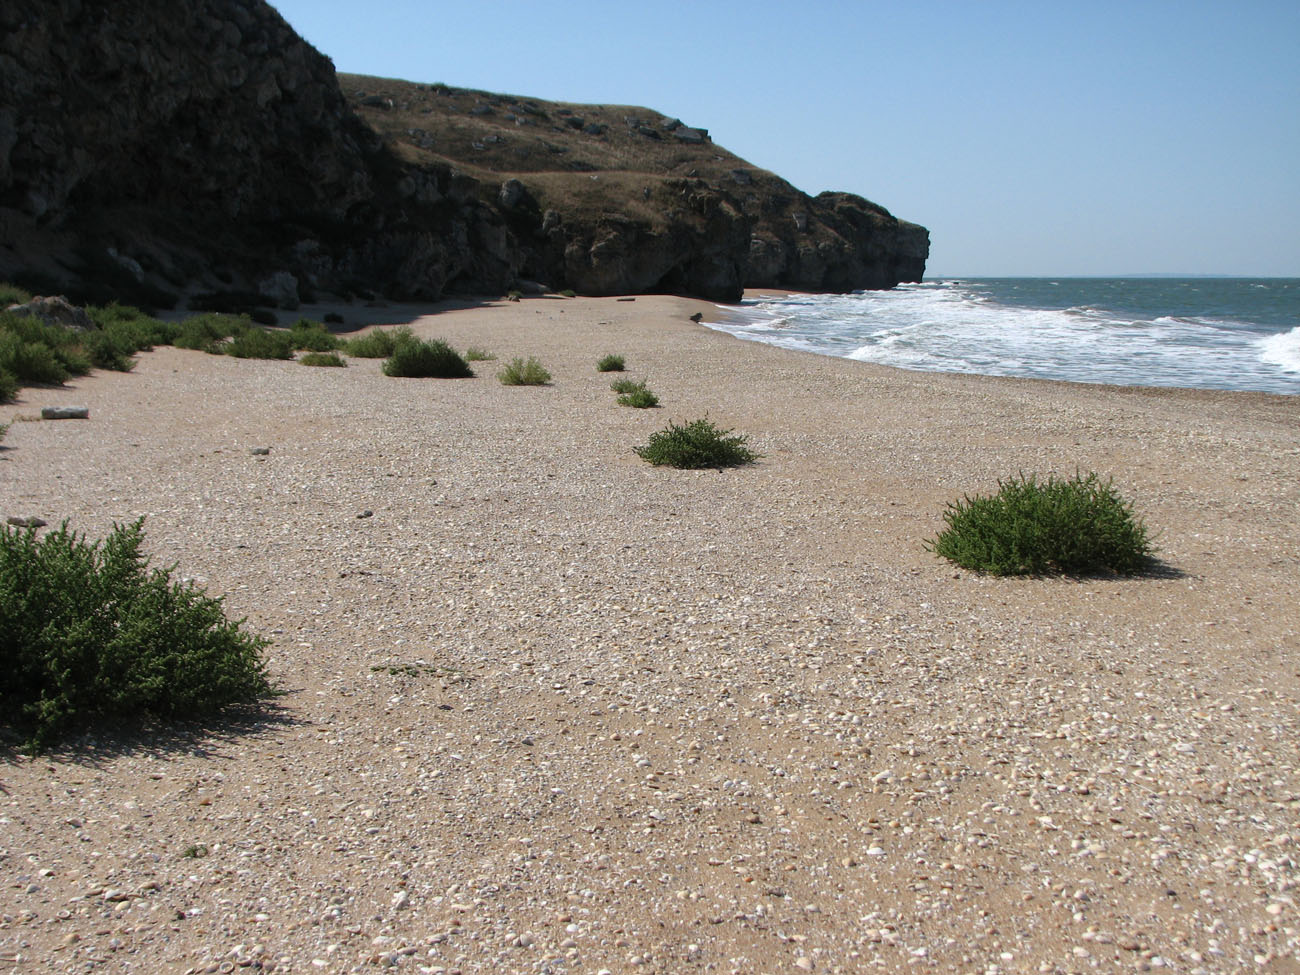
596,354 -> 625,372
614,380 -> 658,408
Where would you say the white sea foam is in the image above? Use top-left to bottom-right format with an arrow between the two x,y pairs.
704,282 -> 1299,394
1259,327 -> 1300,374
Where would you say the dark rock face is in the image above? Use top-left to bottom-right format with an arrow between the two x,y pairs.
0,0 -> 928,306
739,175 -> 930,293
0,0 -> 508,305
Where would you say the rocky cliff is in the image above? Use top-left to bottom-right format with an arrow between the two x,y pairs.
0,0 -> 927,308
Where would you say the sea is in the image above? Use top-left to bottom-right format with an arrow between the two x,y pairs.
703,278 -> 1300,395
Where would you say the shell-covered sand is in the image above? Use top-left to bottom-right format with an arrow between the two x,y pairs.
2,294 -> 1298,974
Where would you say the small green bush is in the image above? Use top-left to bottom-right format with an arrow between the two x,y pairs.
80,330 -> 136,372
288,318 -> 340,352
596,354 -> 625,372
0,368 -> 17,403
635,418 -> 759,469
464,346 -> 496,362
617,386 -> 659,408
224,326 -> 294,360
0,310 -> 97,381
382,337 -> 473,378
173,313 -> 243,353
0,283 -> 32,306
612,379 -> 658,408
0,520 -> 273,750
89,305 -> 182,350
497,356 -> 551,386
927,472 -> 1155,576
343,326 -> 413,358
559,289 -> 577,298
0,330 -> 69,385
299,351 -> 347,367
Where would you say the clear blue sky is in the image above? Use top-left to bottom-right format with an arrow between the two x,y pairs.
269,0 -> 1299,277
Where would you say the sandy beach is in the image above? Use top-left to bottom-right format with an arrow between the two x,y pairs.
2,293 -> 1298,974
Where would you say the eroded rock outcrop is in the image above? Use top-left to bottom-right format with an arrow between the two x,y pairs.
0,0 -> 510,306
0,0 -> 927,306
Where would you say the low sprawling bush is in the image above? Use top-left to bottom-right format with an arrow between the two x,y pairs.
497,356 -> 551,386
635,417 -> 759,468
382,337 -> 473,378
464,346 -> 496,362
343,326 -> 413,358
288,318 -> 340,352
87,304 -> 182,353
596,353 -> 625,372
615,380 -> 658,408
927,472 -> 1155,576
299,351 -> 347,367
0,328 -> 70,385
79,330 -> 136,372
0,520 -> 273,750
0,283 -> 32,306
172,313 -> 244,353
0,309 -> 102,382
224,326 -> 294,360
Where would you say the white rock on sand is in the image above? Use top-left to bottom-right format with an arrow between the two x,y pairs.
2,293 -> 1298,973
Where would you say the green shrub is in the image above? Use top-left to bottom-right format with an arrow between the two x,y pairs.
299,351 -> 347,367
89,305 -> 183,350
0,520 -> 273,751
289,318 -> 340,352
224,326 -> 294,360
464,346 -> 496,362
0,283 -> 32,306
609,377 -> 640,394
80,330 -> 136,372
616,382 -> 659,408
497,356 -> 551,386
87,301 -> 149,327
173,313 -> 243,353
382,337 -> 473,378
927,472 -> 1155,576
596,353 -> 625,372
559,289 -> 577,298
0,368 -> 17,403
635,418 -> 759,468
0,310 -> 97,380
0,330 -> 69,385
343,326 -> 413,358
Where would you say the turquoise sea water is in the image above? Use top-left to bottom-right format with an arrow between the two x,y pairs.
704,278 -> 1300,395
